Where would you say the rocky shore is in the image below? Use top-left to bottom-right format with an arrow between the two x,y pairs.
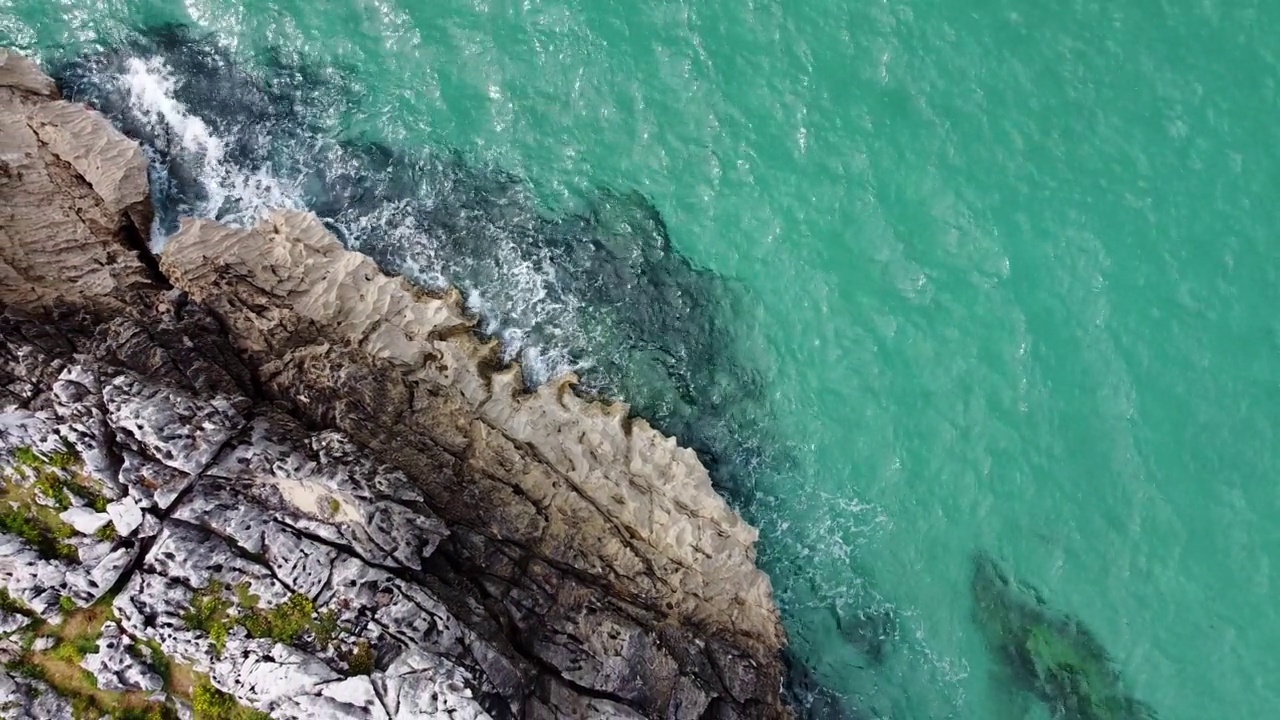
0,49 -> 789,720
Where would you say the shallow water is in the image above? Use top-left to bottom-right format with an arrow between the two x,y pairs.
3,2 -> 1279,718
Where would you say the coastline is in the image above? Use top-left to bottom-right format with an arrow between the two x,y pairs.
1,48 -> 791,720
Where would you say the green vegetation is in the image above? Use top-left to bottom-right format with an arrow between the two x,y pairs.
96,523 -> 120,542
6,656 -> 48,682
4,598 -> 178,720
312,609 -> 340,648
183,582 -> 234,634
0,587 -> 33,616
1,445 -> 114,562
60,595 -> 79,614
233,582 -> 260,610
179,581 -> 374,677
325,496 -> 341,518
51,640 -> 87,664
241,593 -> 314,645
342,640 -> 375,676
192,679 -> 271,720
971,551 -> 1158,720
3,597 -> 266,720
182,582 -> 341,652
138,639 -> 171,686
0,500 -> 79,560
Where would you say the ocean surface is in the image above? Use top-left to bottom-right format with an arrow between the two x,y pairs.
3,1 -> 1278,718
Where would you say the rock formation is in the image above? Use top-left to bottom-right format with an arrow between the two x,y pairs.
971,552 -> 1157,720
0,49 -> 789,719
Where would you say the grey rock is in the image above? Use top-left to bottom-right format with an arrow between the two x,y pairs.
106,497 -> 145,536
65,545 -> 138,605
31,637 -> 55,652
119,451 -> 196,511
137,512 -> 162,538
375,649 -> 493,719
0,611 -> 30,636
80,622 -> 164,693
0,638 -> 20,665
58,506 -> 112,535
102,374 -> 245,475
0,668 -> 76,720
0,534 -> 67,618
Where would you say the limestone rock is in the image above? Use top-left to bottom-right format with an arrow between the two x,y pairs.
0,668 -> 75,720
0,534 -> 68,618
162,209 -> 783,655
59,506 -> 113,534
0,50 -> 56,98
0,611 -> 29,636
0,56 -> 155,316
80,621 -> 164,693
106,496 -> 145,536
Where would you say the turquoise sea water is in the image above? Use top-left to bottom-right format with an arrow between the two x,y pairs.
4,1 -> 1279,718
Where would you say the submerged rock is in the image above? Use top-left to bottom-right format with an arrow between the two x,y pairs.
971,552 -> 1157,720
0,49 -> 791,719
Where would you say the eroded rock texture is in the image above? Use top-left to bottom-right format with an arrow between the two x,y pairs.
0,49 -> 789,719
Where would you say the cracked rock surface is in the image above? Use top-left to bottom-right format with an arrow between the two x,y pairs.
0,50 -> 789,719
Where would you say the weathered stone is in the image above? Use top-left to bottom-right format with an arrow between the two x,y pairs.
0,668 -> 76,720
0,50 -> 56,97
81,621 -> 164,693
106,496 -> 145,536
59,506 -> 112,534
0,534 -> 68,618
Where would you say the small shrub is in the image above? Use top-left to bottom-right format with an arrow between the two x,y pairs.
6,657 -> 46,681
70,694 -> 99,720
0,504 -> 76,561
12,446 -> 43,468
0,588 -> 30,615
73,633 -> 100,657
90,495 -> 109,513
51,640 -> 85,663
183,581 -> 232,633
95,523 -> 119,542
326,496 -> 341,517
233,582 -> 259,609
48,449 -> 79,469
32,474 -> 71,509
192,680 -> 238,720
313,609 -> 340,649
59,595 -> 78,614
140,639 -> 171,685
243,594 -> 314,645
209,622 -> 229,657
343,640 -> 375,676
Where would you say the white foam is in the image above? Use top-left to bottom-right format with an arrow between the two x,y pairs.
118,57 -> 301,247
107,56 -> 596,386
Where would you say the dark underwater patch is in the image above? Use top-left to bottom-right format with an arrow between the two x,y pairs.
971,551 -> 1159,720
